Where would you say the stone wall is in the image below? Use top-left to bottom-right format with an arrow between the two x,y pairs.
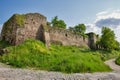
48,27 -> 88,47
1,13 -> 47,45
1,14 -> 17,45
1,13 -> 97,49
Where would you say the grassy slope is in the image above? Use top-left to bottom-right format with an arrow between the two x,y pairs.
0,39 -> 119,73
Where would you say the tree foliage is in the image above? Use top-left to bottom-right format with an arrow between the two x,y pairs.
69,24 -> 86,35
98,27 -> 119,50
74,24 -> 86,34
51,16 -> 66,29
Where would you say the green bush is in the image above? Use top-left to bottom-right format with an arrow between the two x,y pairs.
115,57 -> 120,65
0,40 -> 10,48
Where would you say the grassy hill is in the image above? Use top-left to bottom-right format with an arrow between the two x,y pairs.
0,39 -> 119,73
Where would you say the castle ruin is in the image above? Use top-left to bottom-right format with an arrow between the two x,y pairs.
1,13 -> 97,49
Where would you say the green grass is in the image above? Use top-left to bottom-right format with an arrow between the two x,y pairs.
93,50 -> 120,61
0,39 -> 119,73
0,40 -> 10,48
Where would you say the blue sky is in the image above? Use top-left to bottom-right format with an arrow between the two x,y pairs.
0,0 -> 120,41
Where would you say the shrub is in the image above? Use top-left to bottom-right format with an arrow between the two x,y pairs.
115,57 -> 120,65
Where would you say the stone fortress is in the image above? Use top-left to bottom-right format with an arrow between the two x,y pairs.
1,13 -> 97,49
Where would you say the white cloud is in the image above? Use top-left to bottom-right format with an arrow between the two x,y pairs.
114,26 -> 120,42
86,10 -> 120,42
96,10 -> 120,20
86,24 -> 101,35
96,10 -> 120,42
95,10 -> 120,28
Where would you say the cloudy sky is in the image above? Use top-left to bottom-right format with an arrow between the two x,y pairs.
0,0 -> 120,41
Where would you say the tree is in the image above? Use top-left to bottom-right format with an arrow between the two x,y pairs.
99,27 -> 119,50
69,24 -> 86,35
69,26 -> 74,32
47,22 -> 51,26
51,16 -> 66,29
74,24 -> 86,34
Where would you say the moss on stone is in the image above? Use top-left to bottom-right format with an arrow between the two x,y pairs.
15,14 -> 25,27
42,24 -> 50,32
2,14 -> 25,33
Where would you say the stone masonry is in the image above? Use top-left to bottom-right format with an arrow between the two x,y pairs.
1,13 -> 97,49
1,13 -> 46,45
49,27 -> 88,47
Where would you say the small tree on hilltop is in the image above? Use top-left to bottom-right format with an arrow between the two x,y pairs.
51,16 -> 66,29
69,26 -> 74,31
74,24 -> 86,34
69,24 -> 86,37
